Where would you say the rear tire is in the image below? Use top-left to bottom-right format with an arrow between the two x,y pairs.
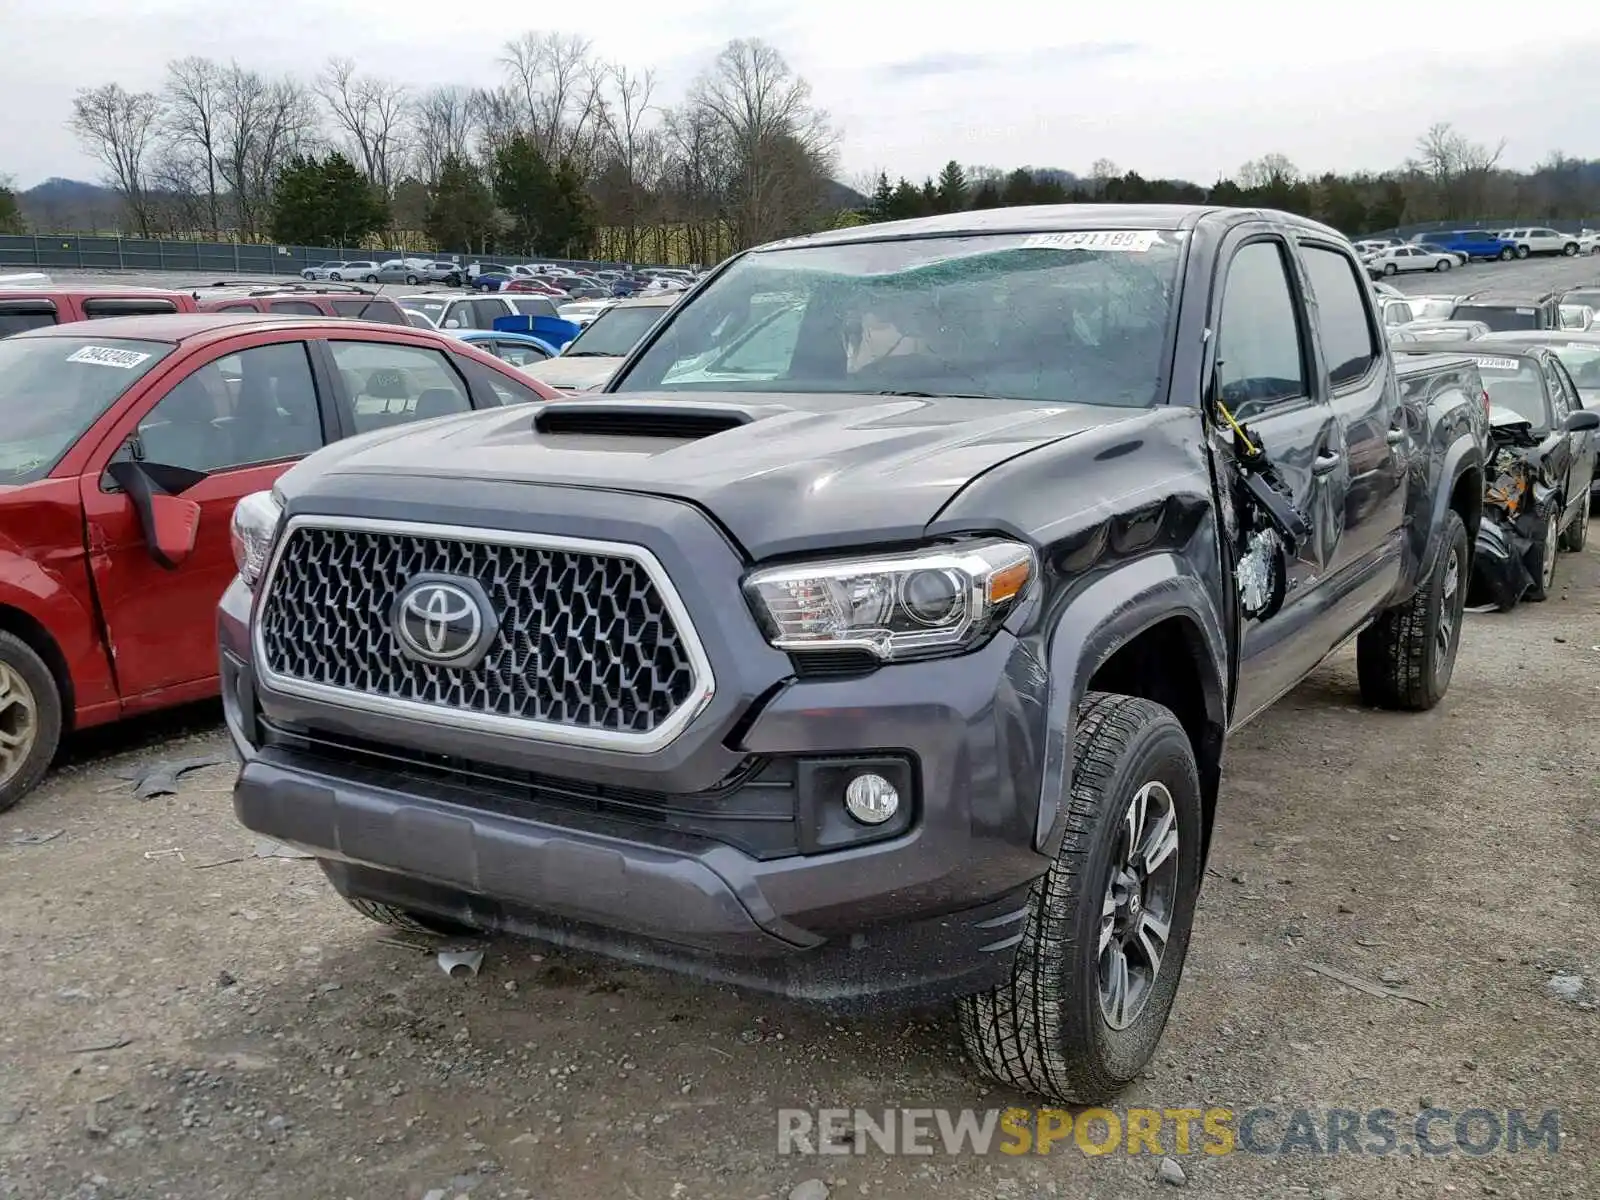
1515,245 -> 1530,260
405,274 -> 419,285
1383,262 -> 1398,276
1559,490 -> 1588,551
363,274 -> 378,283
342,895 -> 479,938
1356,509 -> 1468,711
0,632 -> 64,814
1499,247 -> 1515,261
957,692 -> 1202,1104
1525,507 -> 1561,601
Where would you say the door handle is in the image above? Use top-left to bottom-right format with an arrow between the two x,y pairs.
1312,451 -> 1341,476
1386,427 -> 1407,445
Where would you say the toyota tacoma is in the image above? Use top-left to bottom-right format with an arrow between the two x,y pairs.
218,206 -> 1488,1102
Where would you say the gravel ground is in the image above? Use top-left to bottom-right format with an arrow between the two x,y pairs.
2,535 -> 1596,1200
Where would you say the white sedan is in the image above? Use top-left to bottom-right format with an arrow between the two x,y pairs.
1366,245 -> 1457,276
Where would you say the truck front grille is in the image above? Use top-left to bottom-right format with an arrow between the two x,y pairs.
255,518 -> 710,750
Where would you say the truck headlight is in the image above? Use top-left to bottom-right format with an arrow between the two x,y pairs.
743,539 -> 1035,662
230,490 -> 283,588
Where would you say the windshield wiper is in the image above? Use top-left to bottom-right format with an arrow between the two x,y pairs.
875,389 -> 996,399
562,350 -> 616,357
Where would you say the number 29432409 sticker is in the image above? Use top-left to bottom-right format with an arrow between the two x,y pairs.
1020,230 -> 1162,252
66,345 -> 153,369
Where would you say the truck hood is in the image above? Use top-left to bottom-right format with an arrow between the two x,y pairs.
281,392 -> 1149,558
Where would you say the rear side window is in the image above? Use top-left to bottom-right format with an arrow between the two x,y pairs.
509,296 -> 558,319
1451,305 -> 1539,333
270,300 -> 322,316
81,298 -> 180,318
328,340 -> 474,433
0,302 -> 58,336
215,302 -> 259,313
1216,240 -> 1308,410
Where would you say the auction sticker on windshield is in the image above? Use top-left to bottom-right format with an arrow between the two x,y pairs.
66,345 -> 153,369
1021,230 -> 1162,252
1473,357 -> 1523,372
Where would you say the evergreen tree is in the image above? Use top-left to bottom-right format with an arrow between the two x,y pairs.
936,160 -> 968,213
0,182 -> 22,235
886,178 -> 923,220
867,172 -> 894,221
970,179 -> 1004,210
920,178 -> 939,213
492,134 -> 557,254
268,153 -> 389,247
425,154 -> 496,252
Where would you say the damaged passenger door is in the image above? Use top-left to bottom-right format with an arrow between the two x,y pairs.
1207,230 -> 1349,725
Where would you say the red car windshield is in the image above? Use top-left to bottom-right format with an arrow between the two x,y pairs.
0,336 -> 175,485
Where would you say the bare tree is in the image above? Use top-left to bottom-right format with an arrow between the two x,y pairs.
600,64 -> 657,260
500,33 -> 608,168
411,85 -> 476,184
1237,153 -> 1299,189
1410,123 -> 1506,219
687,39 -> 837,249
68,83 -> 162,235
161,56 -> 223,238
214,66 -> 319,240
317,57 -> 410,198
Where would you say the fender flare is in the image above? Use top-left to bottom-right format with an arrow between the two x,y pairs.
1416,433 -> 1483,580
1035,553 -> 1230,853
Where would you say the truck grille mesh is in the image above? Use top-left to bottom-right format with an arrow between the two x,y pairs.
257,526 -> 699,735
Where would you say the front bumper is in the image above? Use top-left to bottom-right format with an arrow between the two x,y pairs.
217,488 -> 1054,1004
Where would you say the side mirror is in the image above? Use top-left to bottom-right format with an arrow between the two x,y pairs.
1564,409 -> 1600,432
104,460 -> 207,569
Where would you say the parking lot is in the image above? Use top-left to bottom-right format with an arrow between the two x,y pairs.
2,256 -> 1599,1200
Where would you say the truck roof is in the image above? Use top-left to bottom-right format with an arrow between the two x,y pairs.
754,204 -> 1347,252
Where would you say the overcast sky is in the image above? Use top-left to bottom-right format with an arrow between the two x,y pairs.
4,0 -> 1599,191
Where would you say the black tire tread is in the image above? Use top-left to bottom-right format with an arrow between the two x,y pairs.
956,692 -> 1192,1103
1559,493 -> 1588,552
1356,509 -> 1467,711
0,631 -> 64,814
343,896 -> 474,937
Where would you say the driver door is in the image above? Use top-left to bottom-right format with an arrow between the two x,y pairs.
1545,356 -> 1595,521
79,337 -> 332,704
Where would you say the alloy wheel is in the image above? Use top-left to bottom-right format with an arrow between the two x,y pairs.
1542,511 -> 1559,592
0,661 -> 39,787
1098,781 -> 1180,1031
1435,542 -> 1462,682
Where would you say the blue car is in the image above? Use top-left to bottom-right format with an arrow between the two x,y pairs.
1410,230 -> 1517,262
451,327 -> 561,368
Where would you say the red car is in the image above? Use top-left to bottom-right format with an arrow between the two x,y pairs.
0,312 -> 560,811
503,278 -> 566,297
194,285 -> 410,325
0,286 -> 200,336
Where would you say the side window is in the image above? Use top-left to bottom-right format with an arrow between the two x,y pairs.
471,299 -> 510,329
438,302 -> 470,330
493,341 -> 551,367
270,300 -> 322,315
0,303 -> 59,334
331,298 -> 407,325
1215,240 -> 1308,409
328,341 -> 474,433
82,298 -> 180,319
471,363 -> 547,406
132,341 -> 322,474
1543,359 -> 1571,421
216,302 -> 259,313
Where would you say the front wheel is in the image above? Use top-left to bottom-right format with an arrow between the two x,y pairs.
1515,245 -> 1530,260
1436,258 -> 1452,271
405,274 -> 419,285
1499,247 -> 1515,261
0,632 -> 64,814
957,692 -> 1202,1103
1356,509 -> 1469,710
329,272 -> 344,281
1560,491 -> 1589,551
1563,243 -> 1579,257
1525,507 -> 1561,601
363,274 -> 378,283
1383,262 -> 1398,276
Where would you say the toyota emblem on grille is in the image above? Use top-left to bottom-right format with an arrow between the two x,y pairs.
391,575 -> 496,668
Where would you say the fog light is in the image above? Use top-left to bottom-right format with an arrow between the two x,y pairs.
843,773 -> 900,825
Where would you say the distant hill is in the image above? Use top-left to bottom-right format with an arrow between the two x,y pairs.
17,176 -> 877,235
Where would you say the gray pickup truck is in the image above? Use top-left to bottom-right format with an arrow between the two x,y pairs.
218,206 -> 1489,1103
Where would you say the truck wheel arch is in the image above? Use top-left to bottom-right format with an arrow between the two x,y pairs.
1037,554 -> 1228,860
0,603 -> 75,732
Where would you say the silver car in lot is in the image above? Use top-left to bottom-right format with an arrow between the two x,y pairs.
328,261 -> 380,282
301,260 -> 348,281
422,261 -> 463,286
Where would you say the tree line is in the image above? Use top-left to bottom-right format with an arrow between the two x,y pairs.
859,130 -> 1600,236
8,36 -> 1600,262
38,35 -> 839,263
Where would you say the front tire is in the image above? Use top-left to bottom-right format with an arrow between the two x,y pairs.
1383,262 -> 1398,276
1563,243 -> 1579,257
1435,258 -> 1452,271
957,692 -> 1202,1103
363,274 -> 378,283
0,632 -> 64,814
1499,247 -> 1515,261
329,272 -> 344,281
1515,245 -> 1530,259
405,273 -> 419,285
1560,491 -> 1589,551
342,895 -> 479,938
1525,506 -> 1561,601
1356,508 -> 1468,710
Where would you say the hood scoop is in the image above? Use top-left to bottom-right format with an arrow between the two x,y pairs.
533,400 -> 756,441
